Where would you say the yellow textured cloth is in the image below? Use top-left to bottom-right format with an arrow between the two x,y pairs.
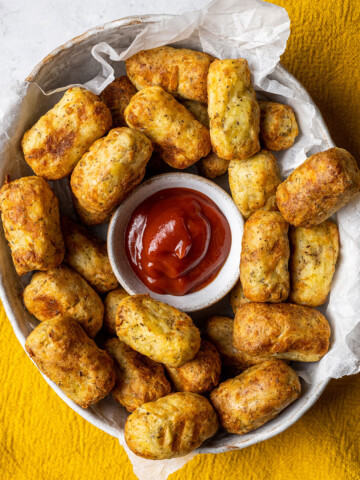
1,1 -> 360,479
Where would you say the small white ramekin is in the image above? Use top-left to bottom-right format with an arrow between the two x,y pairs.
107,172 -> 244,312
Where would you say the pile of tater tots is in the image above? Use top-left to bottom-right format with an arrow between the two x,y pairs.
0,45 -> 359,460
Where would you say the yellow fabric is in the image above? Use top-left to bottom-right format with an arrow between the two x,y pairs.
1,1 -> 360,479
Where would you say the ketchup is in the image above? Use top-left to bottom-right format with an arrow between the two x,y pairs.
125,187 -> 231,296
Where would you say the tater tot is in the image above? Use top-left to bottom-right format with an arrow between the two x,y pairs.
0,176 -> 64,276
165,340 -> 221,394
105,338 -> 171,412
23,265 -> 104,338
70,127 -> 153,222
230,280 -> 251,315
61,216 -> 119,294
199,153 -> 230,179
259,101 -> 298,151
289,221 -> 339,307
228,150 -> 281,219
21,87 -> 112,180
126,46 -> 215,104
240,210 -> 290,302
208,59 -> 260,160
25,317 -> 115,408
125,392 -> 219,459
72,195 -> 113,226
204,316 -> 267,374
104,287 -> 130,334
233,303 -> 331,361
276,147 -> 360,227
116,295 -> 201,367
124,87 -> 211,169
210,360 -> 301,435
100,76 -> 137,127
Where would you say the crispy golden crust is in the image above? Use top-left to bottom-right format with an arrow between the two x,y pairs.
124,392 -> 219,459
100,76 -> 137,127
72,195 -> 113,226
25,317 -> 115,408
228,150 -> 281,219
116,295 -> 201,367
230,280 -> 251,315
210,360 -> 301,435
61,216 -> 118,293
199,153 -> 230,179
208,59 -> 260,160
276,148 -> 360,227
71,127 -> 153,218
165,340 -> 221,394
105,338 -> 171,412
23,265 -> 104,338
289,221 -> 339,307
233,303 -> 331,361
21,87 -> 112,180
240,211 -> 290,302
259,101 -> 298,151
204,316 -> 268,374
104,287 -> 130,335
126,46 -> 214,104
124,87 -> 211,169
0,176 -> 64,276
181,100 -> 210,128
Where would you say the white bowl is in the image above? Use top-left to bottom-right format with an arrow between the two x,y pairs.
0,14 -> 336,455
108,173 -> 244,312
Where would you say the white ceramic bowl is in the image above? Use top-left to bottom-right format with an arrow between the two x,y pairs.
108,172 -> 244,312
0,14 -> 335,455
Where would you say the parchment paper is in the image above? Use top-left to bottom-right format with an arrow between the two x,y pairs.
1,0 -> 360,478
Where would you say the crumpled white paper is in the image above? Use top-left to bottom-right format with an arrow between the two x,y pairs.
1,0 -> 360,479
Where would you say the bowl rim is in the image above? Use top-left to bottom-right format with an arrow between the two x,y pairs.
107,172 -> 244,312
0,12 -> 335,453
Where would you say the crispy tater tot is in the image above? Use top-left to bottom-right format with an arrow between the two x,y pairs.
208,59 -> 260,160
21,87 -> 112,179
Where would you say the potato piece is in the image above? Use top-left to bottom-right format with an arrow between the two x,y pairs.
259,101 -> 298,151
105,338 -> 171,412
181,100 -> 210,128
71,127 -> 153,222
230,280 -> 251,314
0,176 -> 64,276
289,221 -> 339,307
276,148 -> 360,227
165,340 -> 221,394
126,46 -> 214,104
240,210 -> 290,302
125,392 -> 218,459
204,316 -> 267,374
199,153 -> 230,179
208,59 -> 260,160
25,317 -> 115,408
104,287 -> 130,334
228,150 -> 281,219
23,265 -> 104,338
61,216 -> 118,294
72,195 -> 113,226
21,87 -> 112,180
124,87 -> 211,169
116,295 -> 200,367
100,76 -> 137,127
233,303 -> 331,361
210,360 -> 301,435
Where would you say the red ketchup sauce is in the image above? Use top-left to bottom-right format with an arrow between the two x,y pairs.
125,187 -> 231,296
